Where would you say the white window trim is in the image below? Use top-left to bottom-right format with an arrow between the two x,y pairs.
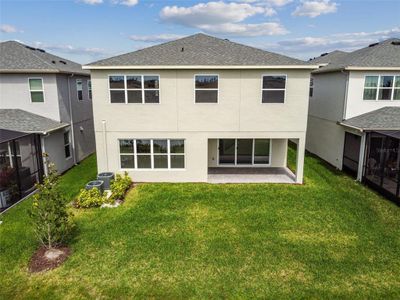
261,74 -> 287,104
363,74 -> 400,101
216,138 -> 272,167
194,74 -> 219,104
28,77 -> 45,103
108,74 -> 160,104
118,138 -> 186,170
76,79 -> 83,101
87,80 -> 92,100
64,130 -> 72,160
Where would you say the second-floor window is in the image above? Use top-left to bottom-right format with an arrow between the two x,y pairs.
363,75 -> 400,101
88,80 -> 92,100
195,75 -> 218,103
76,79 -> 83,101
29,78 -> 44,103
109,75 -> 160,104
262,75 -> 286,103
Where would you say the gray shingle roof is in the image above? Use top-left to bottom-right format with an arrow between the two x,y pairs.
86,33 -> 311,67
310,50 -> 349,65
0,41 -> 89,75
313,38 -> 400,73
0,109 -> 69,134
340,107 -> 400,130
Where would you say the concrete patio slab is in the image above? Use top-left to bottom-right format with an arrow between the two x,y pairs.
207,167 -> 296,184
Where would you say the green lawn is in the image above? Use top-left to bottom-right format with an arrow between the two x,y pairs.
1,151 -> 400,299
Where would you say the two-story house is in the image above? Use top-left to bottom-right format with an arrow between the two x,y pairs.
306,38 -> 400,202
0,41 -> 96,175
84,34 -> 316,184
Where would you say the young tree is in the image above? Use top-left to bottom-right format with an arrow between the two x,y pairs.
29,158 -> 73,249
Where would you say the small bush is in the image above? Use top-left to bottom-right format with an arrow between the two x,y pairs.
29,160 -> 73,249
110,172 -> 132,201
75,188 -> 108,208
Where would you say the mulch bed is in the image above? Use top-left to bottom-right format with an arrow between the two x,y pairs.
28,246 -> 71,273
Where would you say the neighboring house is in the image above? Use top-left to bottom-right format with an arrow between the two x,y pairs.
84,33 -> 317,184
306,38 -> 400,202
0,41 -> 96,175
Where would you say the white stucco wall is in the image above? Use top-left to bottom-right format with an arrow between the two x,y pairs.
91,68 -> 311,182
0,73 -> 61,121
345,71 -> 400,119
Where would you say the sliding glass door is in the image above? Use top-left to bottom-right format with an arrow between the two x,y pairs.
218,139 -> 271,166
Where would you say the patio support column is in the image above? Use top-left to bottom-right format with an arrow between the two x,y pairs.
357,133 -> 366,181
295,137 -> 305,184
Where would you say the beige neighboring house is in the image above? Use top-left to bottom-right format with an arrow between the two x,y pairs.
307,38 -> 400,202
84,34 -> 317,184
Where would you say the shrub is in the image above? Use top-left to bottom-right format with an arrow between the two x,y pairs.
110,172 -> 132,201
29,161 -> 73,249
75,188 -> 108,208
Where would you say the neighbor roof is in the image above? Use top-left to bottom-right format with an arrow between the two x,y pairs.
313,38 -> 400,74
85,33 -> 316,69
340,107 -> 400,131
0,109 -> 69,134
0,41 -> 89,75
310,50 -> 349,65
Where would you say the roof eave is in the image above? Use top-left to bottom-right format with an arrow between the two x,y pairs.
83,65 -> 319,70
339,122 -> 400,132
0,69 -> 59,74
344,67 -> 400,71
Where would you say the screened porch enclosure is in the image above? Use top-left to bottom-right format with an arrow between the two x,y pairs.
363,131 -> 400,203
0,129 -> 44,211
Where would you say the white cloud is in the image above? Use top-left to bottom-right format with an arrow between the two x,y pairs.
160,1 -> 287,36
112,0 -> 138,6
80,0 -> 103,4
230,0 -> 292,7
33,42 -> 108,57
0,24 -> 21,33
292,0 -> 337,18
260,27 -> 400,59
129,34 -> 186,43
199,22 -> 288,36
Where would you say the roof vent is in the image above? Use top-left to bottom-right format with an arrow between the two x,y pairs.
51,60 -> 56,64
369,42 -> 379,47
224,38 -> 230,41
25,46 -> 36,51
391,41 -> 400,46
59,60 -> 67,65
36,48 -> 46,53
320,52 -> 329,57
181,47 -> 184,52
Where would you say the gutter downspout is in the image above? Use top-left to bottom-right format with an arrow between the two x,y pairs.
67,74 -> 77,165
102,120 -> 108,170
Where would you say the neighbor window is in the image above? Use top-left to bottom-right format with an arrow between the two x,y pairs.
363,75 -> 400,101
195,75 -> 218,103
309,77 -> 314,97
88,80 -> 92,100
76,79 -> 83,101
119,139 -> 185,169
29,78 -> 44,102
109,75 -> 160,104
64,130 -> 72,159
262,75 -> 286,103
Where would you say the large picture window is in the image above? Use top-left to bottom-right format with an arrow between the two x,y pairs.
109,75 -> 160,104
195,75 -> 218,103
262,75 -> 286,103
363,75 -> 400,101
29,78 -> 44,103
119,139 -> 185,169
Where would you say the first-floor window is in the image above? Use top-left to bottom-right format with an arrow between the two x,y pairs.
88,80 -> 92,100
119,139 -> 185,169
309,77 -> 314,97
64,131 -> 72,159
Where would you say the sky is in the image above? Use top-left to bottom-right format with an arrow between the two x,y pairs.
0,0 -> 399,64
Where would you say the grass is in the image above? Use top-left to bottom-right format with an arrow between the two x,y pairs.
1,150 -> 400,299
